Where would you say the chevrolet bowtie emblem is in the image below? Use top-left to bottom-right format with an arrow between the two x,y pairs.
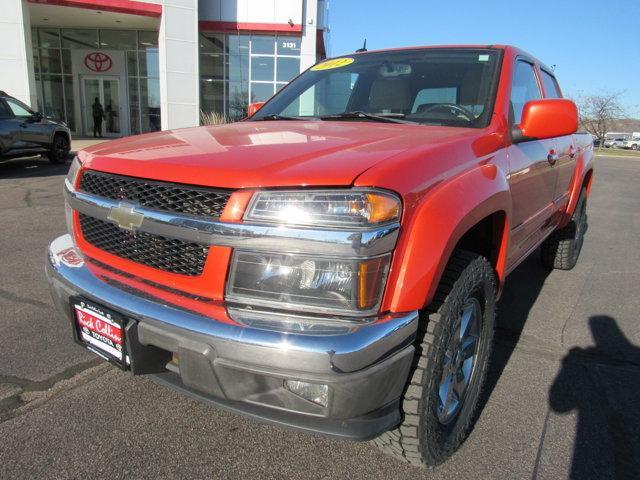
107,202 -> 144,231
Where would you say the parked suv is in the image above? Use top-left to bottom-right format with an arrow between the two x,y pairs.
604,137 -> 625,148
0,91 -> 71,164
622,138 -> 640,150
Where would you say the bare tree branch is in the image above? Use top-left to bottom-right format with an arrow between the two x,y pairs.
575,92 -> 626,142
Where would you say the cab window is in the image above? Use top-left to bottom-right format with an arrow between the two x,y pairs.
540,69 -> 562,98
510,60 -> 541,124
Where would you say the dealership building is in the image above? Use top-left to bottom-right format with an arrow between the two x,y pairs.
2,0 -> 329,137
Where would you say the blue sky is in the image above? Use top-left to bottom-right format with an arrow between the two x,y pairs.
327,0 -> 640,117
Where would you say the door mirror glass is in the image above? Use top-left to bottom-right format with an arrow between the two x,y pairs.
513,99 -> 578,142
34,111 -> 44,121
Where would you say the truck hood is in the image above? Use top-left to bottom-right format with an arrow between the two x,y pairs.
80,121 -> 481,188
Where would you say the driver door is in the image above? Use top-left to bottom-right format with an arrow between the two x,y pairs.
506,60 -> 559,266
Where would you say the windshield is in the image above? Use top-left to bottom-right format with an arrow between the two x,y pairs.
252,48 -> 502,128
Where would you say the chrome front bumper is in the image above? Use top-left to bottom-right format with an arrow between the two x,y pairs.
47,234 -> 419,439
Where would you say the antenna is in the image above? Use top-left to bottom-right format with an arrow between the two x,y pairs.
356,39 -> 367,53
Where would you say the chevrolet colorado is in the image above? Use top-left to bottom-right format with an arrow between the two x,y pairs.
46,45 -> 593,467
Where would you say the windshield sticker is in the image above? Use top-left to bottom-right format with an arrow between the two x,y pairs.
311,58 -> 355,71
478,54 -> 490,62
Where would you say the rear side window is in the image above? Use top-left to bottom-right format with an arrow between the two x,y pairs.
510,60 -> 541,124
0,100 -> 12,119
540,70 -> 562,98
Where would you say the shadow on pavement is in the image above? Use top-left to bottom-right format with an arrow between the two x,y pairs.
0,155 -> 71,179
549,315 -> 640,480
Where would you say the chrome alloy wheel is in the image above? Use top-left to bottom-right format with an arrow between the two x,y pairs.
437,297 -> 481,424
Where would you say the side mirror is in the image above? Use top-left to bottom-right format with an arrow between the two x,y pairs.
33,111 -> 44,122
247,102 -> 265,117
512,99 -> 578,142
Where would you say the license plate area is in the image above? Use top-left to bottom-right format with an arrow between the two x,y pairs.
71,297 -> 130,370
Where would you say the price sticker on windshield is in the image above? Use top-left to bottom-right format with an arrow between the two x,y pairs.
311,58 -> 355,71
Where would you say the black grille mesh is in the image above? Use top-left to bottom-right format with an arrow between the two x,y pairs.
79,170 -> 231,217
79,214 -> 208,276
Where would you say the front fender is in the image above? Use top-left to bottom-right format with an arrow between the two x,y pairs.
382,163 -> 511,312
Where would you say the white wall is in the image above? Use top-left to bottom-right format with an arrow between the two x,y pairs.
158,0 -> 200,130
299,0 -> 317,71
0,0 -> 37,108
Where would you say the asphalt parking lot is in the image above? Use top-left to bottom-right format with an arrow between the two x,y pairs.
1,153 -> 639,479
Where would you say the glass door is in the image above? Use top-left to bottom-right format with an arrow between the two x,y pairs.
103,79 -> 121,136
81,76 -> 124,138
82,78 -> 101,137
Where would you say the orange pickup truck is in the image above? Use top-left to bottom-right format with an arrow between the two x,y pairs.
47,45 -> 593,467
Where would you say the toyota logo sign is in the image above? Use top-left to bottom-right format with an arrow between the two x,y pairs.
84,52 -> 113,72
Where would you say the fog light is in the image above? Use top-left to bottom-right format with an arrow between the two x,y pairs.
285,380 -> 329,407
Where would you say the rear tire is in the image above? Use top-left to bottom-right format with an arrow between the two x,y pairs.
540,188 -> 588,270
47,133 -> 70,164
373,250 -> 496,467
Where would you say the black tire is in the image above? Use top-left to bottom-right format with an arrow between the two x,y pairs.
632,144 -> 638,151
47,133 -> 70,164
540,188 -> 588,270
373,250 -> 496,467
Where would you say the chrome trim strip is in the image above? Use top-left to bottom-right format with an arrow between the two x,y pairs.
64,181 -> 400,258
47,234 -> 418,373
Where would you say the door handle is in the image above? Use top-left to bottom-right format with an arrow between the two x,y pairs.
547,149 -> 558,166
20,123 -> 28,128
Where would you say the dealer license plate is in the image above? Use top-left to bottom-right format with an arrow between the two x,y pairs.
72,298 -> 130,368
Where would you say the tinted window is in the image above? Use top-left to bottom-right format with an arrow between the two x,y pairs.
0,100 -> 12,118
510,60 -> 541,124
6,99 -> 33,117
540,70 -> 562,98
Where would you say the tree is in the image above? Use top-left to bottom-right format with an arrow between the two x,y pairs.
576,92 -> 626,147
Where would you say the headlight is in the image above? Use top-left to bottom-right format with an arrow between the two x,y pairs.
65,157 -> 82,236
227,251 -> 390,315
66,156 -> 82,188
244,189 -> 401,227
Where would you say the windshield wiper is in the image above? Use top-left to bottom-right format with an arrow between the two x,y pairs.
319,111 -> 416,124
254,114 -> 306,121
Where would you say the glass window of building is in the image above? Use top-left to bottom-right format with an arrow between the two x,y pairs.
99,30 -> 137,50
61,29 -> 99,49
138,31 -> 159,48
38,28 -> 61,49
276,57 -> 300,82
251,56 -> 275,82
251,36 -> 275,55
199,33 -> 303,122
31,27 -> 160,136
